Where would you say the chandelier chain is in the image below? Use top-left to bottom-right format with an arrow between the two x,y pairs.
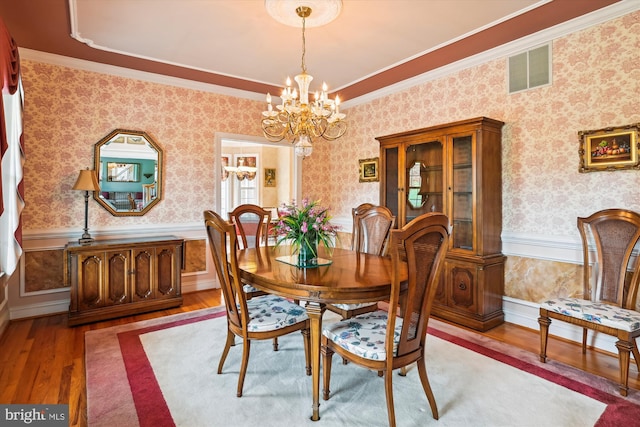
301,13 -> 306,73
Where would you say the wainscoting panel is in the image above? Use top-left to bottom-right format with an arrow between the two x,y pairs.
22,249 -> 66,295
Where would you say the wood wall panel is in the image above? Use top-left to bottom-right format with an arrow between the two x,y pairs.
183,239 -> 206,273
24,250 -> 64,293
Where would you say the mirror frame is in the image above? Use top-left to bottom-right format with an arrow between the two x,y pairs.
93,129 -> 163,216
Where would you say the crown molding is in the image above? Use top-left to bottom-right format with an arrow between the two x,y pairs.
18,1 -> 639,108
342,0 -> 639,109
19,48 -> 266,102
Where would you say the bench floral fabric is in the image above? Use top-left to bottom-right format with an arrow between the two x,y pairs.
540,297 -> 640,332
244,294 -> 308,332
322,310 -> 403,360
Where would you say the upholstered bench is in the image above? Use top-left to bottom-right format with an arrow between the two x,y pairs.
540,297 -> 640,332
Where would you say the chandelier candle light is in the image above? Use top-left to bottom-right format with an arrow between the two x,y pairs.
261,4 -> 347,158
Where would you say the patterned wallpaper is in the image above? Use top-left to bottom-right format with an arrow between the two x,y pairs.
305,10 -> 640,238
21,63 -> 265,230
21,10 -> 640,243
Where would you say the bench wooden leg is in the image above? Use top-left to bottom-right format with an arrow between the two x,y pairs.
538,310 -> 551,363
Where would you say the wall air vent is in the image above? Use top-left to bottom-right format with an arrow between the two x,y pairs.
508,44 -> 551,94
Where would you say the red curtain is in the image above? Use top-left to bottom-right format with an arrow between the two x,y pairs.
0,17 -> 20,216
0,17 -> 23,265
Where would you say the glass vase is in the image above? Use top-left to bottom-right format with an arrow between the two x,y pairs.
298,239 -> 318,267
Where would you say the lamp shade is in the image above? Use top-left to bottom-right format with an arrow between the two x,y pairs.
72,169 -> 100,192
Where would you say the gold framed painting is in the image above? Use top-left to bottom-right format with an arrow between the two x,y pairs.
579,123 -> 639,172
264,168 -> 276,187
359,157 -> 379,182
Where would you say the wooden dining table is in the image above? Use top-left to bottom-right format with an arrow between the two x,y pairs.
236,245 -> 407,421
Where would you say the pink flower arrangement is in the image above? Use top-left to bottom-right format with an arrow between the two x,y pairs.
271,198 -> 340,256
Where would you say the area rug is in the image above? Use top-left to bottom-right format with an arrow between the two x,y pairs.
85,307 -> 640,427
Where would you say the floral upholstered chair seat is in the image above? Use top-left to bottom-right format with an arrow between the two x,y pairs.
245,295 -> 309,332
243,284 -> 261,294
540,297 -> 640,332
330,302 -> 377,311
322,310 -> 403,360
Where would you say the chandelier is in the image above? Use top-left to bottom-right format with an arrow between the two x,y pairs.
261,5 -> 347,158
224,157 -> 257,181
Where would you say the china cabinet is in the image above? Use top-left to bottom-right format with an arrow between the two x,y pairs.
377,117 -> 504,331
66,236 -> 183,326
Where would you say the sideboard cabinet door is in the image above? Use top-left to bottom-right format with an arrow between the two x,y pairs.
66,236 -> 183,326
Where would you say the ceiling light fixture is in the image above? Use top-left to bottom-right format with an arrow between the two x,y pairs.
224,157 -> 258,181
261,3 -> 347,158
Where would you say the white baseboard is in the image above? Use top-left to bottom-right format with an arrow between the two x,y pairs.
8,282 -> 219,320
182,279 -> 217,294
9,298 -> 71,320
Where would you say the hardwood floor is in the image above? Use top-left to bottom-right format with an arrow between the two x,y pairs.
0,289 -> 637,427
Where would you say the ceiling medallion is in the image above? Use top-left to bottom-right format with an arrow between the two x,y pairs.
265,0 -> 343,28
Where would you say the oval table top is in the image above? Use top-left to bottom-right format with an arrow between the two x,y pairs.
235,245 -> 408,304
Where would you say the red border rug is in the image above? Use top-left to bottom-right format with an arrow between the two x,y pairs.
85,309 -> 640,426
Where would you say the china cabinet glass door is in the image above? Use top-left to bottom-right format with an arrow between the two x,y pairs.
450,134 -> 473,251
404,141 -> 443,224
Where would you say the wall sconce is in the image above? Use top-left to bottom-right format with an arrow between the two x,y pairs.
73,168 -> 100,244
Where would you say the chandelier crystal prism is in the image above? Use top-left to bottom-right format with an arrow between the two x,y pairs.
261,6 -> 347,158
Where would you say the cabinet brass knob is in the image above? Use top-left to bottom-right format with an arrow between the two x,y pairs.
458,283 -> 466,290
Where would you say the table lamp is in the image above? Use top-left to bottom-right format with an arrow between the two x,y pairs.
73,168 -> 100,244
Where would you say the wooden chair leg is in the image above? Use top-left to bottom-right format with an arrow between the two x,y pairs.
272,337 -> 279,351
581,328 -> 588,354
237,339 -> 251,397
217,329 -> 235,374
538,311 -> 551,363
322,344 -> 334,400
301,328 -> 311,376
615,339 -> 632,397
417,360 -> 439,420
383,368 -> 397,427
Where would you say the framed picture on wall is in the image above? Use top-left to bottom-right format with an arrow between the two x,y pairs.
579,123 -> 640,172
264,168 -> 276,187
359,157 -> 379,182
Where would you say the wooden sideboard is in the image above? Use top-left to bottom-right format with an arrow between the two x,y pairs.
66,236 -> 183,326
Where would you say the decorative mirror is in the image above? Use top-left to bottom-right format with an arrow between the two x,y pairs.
93,129 -> 163,216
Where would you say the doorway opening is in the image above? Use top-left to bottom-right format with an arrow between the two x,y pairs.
214,133 -> 301,219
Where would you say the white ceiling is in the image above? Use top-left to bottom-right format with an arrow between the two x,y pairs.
69,0 -> 544,93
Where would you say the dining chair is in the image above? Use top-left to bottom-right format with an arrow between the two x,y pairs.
321,212 -> 450,427
230,204 -> 286,350
228,204 -> 272,250
204,210 -> 311,397
538,208 -> 640,396
228,204 -> 272,300
326,205 -> 396,319
350,202 -> 374,250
